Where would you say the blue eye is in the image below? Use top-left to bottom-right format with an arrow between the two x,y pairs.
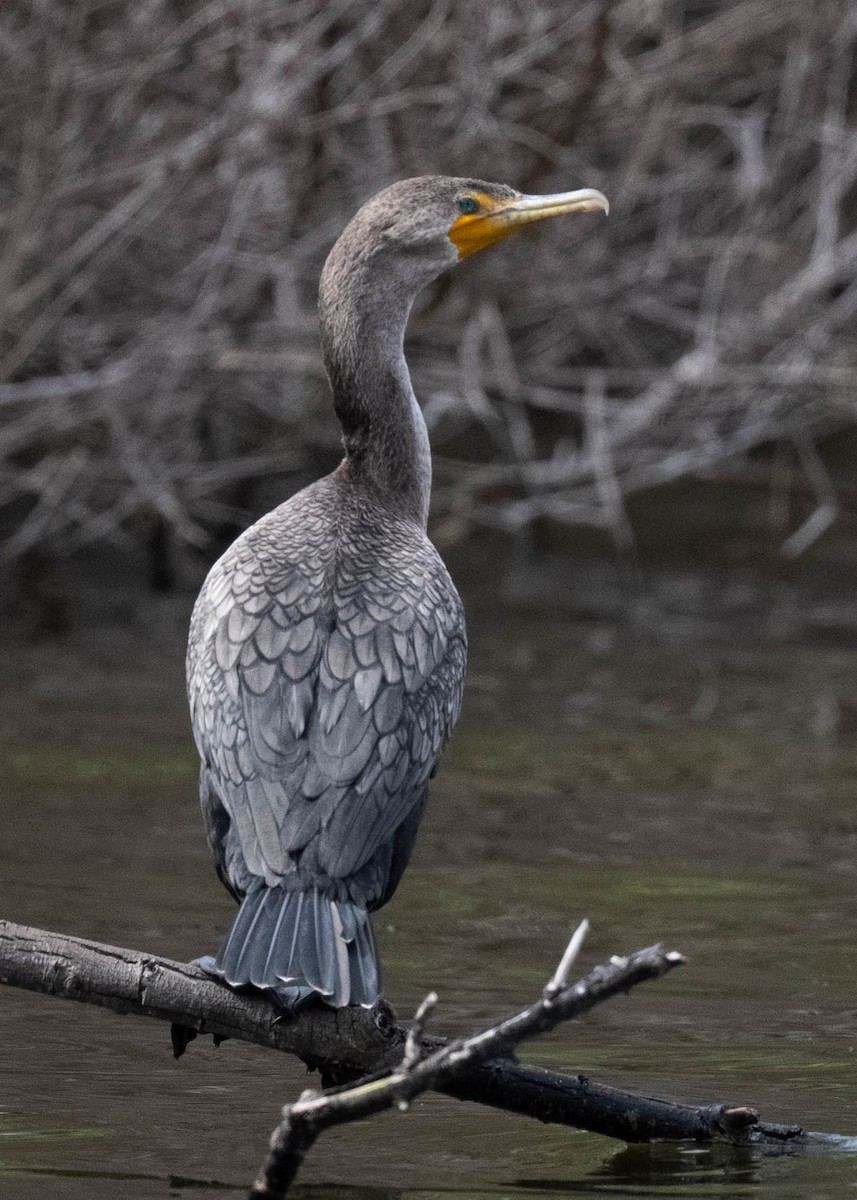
457,197 -> 479,215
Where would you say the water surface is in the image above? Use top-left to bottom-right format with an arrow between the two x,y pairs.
2,554 -> 857,1197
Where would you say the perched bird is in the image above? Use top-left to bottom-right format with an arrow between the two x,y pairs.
187,176 -> 608,1009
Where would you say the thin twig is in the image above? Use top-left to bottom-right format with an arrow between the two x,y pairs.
544,917 -> 590,1000
402,991 -> 438,1070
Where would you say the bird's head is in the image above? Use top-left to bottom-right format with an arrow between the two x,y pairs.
322,175 -> 609,303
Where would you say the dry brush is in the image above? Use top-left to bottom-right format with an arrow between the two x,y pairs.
1,0 -> 855,574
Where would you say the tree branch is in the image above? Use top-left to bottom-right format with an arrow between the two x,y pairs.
0,919 -> 396,1073
252,935 -> 690,1197
0,918 -> 805,1158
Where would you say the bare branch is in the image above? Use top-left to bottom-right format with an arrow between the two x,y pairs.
251,939 -> 686,1197
1,0 -> 854,563
781,423 -> 839,558
544,917 -> 590,999
0,916 -> 801,1152
402,991 -> 438,1070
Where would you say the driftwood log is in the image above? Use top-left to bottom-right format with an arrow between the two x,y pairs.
0,917 -> 805,1155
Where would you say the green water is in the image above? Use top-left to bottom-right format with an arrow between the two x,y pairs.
2,566 -> 857,1197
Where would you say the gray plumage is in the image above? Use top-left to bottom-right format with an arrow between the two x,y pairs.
188,466 -> 466,1007
187,178 -> 481,1008
187,175 -> 607,1008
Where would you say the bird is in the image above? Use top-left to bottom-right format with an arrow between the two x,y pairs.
186,176 -> 609,1010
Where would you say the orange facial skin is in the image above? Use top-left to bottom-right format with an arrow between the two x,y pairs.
448,188 -> 609,258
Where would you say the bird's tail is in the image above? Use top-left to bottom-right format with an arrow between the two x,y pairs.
210,885 -> 381,1009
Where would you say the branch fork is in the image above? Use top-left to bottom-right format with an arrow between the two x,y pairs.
250,923 -> 686,1197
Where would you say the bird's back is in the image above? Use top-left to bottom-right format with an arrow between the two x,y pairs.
187,466 -> 465,1004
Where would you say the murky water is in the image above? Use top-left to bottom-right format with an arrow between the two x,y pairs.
2,547 -> 857,1197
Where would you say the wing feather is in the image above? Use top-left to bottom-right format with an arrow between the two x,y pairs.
187,477 -> 466,903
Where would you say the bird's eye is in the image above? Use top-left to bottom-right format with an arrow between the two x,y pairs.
457,197 -> 480,215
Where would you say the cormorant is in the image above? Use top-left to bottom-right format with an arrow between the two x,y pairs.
187,176 -> 608,1009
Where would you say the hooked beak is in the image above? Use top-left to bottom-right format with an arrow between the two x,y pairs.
448,188 -> 609,258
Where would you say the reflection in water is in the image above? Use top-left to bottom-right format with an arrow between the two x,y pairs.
573,1141 -> 762,1192
511,1134 -> 857,1198
2,1167 -> 413,1200
1,1165 -> 243,1191
513,1139 -> 857,1199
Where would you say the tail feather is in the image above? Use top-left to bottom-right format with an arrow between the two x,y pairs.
219,886 -> 273,979
260,886 -> 293,980
213,885 -> 380,1009
279,891 -> 305,983
310,889 -> 339,998
349,913 -> 380,1005
295,891 -> 322,993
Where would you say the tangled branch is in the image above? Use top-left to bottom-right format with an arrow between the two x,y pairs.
1,1 -> 855,567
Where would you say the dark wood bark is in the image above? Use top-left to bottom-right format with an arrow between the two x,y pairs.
0,920 -> 398,1071
0,919 -> 805,1148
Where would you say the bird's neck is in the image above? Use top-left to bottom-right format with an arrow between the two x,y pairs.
318,259 -> 432,529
